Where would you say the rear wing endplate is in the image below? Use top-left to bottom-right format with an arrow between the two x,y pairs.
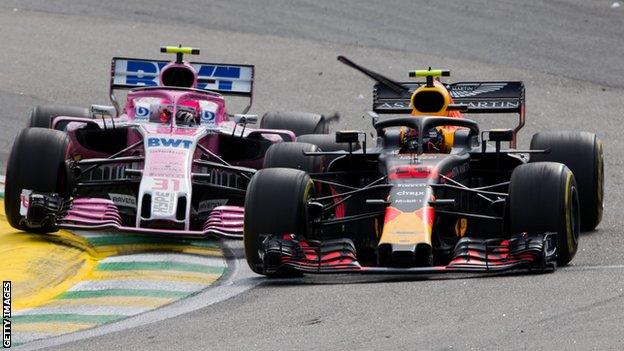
110,57 -> 255,113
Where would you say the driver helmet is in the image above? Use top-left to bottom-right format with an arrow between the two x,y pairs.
399,127 -> 448,153
175,100 -> 201,126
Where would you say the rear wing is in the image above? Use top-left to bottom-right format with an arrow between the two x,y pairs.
374,81 -> 525,146
110,57 -> 255,113
373,81 -> 524,114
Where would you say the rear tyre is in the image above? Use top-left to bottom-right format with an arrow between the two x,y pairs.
263,142 -> 324,173
509,162 -> 580,266
244,168 -> 314,276
260,111 -> 330,136
4,128 -> 71,233
296,133 -> 360,163
28,105 -> 89,128
530,131 -> 603,231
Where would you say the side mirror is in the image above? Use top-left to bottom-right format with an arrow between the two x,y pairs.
234,114 -> 258,125
335,130 -> 367,155
487,129 -> 514,142
90,105 -> 117,118
481,128 -> 515,154
335,130 -> 365,144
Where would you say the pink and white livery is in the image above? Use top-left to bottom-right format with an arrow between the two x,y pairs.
4,46 -> 334,238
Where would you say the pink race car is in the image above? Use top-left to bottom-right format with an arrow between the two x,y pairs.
4,46 -> 336,238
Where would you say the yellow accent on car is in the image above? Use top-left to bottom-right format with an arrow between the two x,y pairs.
379,210 -> 433,247
161,46 -> 199,55
410,69 -> 446,77
455,218 -> 468,237
410,81 -> 451,116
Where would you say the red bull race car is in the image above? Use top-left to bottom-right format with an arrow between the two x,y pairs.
243,56 -> 604,276
4,46 -> 335,238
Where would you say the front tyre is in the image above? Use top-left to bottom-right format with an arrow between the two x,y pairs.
243,168 -> 314,276
509,162 -> 580,266
4,128 -> 71,232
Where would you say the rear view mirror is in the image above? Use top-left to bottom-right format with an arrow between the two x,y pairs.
90,105 -> 117,118
234,114 -> 258,125
487,129 -> 514,142
335,130 -> 367,155
335,130 -> 365,144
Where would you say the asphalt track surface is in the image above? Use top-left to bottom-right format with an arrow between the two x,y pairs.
0,1 -> 623,350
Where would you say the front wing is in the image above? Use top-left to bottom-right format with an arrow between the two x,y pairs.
23,193 -> 244,238
260,233 -> 558,275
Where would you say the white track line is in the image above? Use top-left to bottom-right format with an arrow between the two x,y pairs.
67,280 -> 205,292
566,264 -> 624,271
13,333 -> 57,345
13,305 -> 150,317
101,253 -> 225,267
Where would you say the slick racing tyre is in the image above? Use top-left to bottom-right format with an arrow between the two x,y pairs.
28,105 -> 89,128
296,133 -> 361,163
4,128 -> 71,233
263,142 -> 324,173
530,131 -> 604,231
509,162 -> 580,266
260,111 -> 330,136
244,168 -> 314,276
